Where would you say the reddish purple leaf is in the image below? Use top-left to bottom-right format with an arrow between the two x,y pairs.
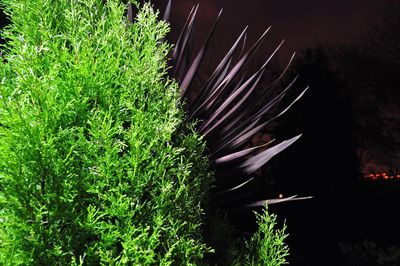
241,134 -> 302,174
180,9 -> 223,99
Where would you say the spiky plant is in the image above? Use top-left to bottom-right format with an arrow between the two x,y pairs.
132,2 -> 310,264
149,1 -> 310,208
0,0 -> 308,264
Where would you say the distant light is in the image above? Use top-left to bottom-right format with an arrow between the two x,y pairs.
364,172 -> 400,180
278,193 -> 283,198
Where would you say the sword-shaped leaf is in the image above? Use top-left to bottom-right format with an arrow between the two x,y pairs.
127,2 -> 134,24
180,9 -> 223,99
246,195 -> 314,207
201,40 -> 285,135
189,27 -> 248,113
214,139 -> 275,164
163,0 -> 172,22
194,27 -> 271,114
216,177 -> 255,194
217,54 -> 297,142
201,69 -> 265,136
227,82 -> 305,150
173,4 -> 199,78
241,134 -> 302,174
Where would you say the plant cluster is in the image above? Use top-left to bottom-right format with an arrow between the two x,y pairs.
0,1 -> 213,264
165,1 -> 308,209
0,0 -> 293,265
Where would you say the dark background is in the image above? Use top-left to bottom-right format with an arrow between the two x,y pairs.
151,1 -> 400,265
2,1 -> 400,265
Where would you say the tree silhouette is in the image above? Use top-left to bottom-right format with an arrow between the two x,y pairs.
333,0 -> 400,174
270,47 -> 359,196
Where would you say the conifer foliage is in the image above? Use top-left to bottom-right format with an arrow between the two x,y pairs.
0,1 -> 212,264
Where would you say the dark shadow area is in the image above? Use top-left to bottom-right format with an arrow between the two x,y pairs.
151,1 -> 400,265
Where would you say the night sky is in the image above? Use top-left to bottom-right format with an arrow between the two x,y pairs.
151,0 -> 399,174
153,2 -> 400,264
153,0 -> 383,61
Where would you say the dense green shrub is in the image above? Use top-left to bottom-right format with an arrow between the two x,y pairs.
0,0 -> 212,264
205,207 -> 289,265
236,207 -> 289,265
0,0 -> 290,265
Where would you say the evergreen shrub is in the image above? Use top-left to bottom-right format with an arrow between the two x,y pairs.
0,1 -> 212,264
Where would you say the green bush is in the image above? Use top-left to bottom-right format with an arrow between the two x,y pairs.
0,0 -> 212,264
239,207 -> 289,265
205,207 -> 289,265
0,0 -> 290,265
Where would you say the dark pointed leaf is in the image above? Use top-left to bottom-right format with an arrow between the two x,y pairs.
251,75 -> 299,121
173,4 -> 198,68
275,86 -> 309,117
259,39 -> 285,70
246,195 -> 313,207
222,77 -> 301,151
241,134 -> 302,174
201,69 -> 265,136
237,32 -> 247,60
163,0 -> 172,22
180,9 -> 223,99
213,116 -> 261,155
127,2 -> 134,24
194,26 -> 272,114
201,39 -> 285,132
189,27 -> 248,113
214,139 -> 275,164
216,177 -> 255,194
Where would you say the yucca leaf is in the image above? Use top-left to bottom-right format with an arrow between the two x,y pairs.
194,26 -> 271,114
163,0 -> 171,22
275,86 -> 309,117
167,3 -> 311,209
260,39 -> 285,70
127,2 -> 134,24
222,78 -> 302,151
215,58 -> 298,146
246,195 -> 314,207
250,75 -> 299,122
261,52 -> 296,94
180,9 -> 223,99
241,134 -> 302,174
172,3 -> 198,60
237,32 -> 247,60
189,27 -> 248,113
200,69 -> 265,136
214,139 -> 275,164
213,117 -> 261,155
200,39 -> 285,135
173,4 -> 199,79
216,177 -> 255,194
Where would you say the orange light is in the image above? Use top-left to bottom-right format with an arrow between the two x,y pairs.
278,193 -> 283,199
